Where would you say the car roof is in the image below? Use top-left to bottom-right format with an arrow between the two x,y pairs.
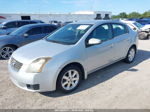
72,20 -> 125,25
121,20 -> 135,24
2,20 -> 42,24
20,23 -> 57,29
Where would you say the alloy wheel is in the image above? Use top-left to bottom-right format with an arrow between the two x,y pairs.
0,47 -> 14,59
128,48 -> 135,62
61,70 -> 80,91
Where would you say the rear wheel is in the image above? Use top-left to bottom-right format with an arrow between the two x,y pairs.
124,47 -> 136,63
57,65 -> 83,93
0,46 -> 16,60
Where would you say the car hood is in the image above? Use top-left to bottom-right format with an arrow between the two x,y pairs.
141,25 -> 150,30
12,40 -> 73,63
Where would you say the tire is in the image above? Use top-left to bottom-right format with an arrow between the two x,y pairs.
57,65 -> 83,93
148,35 -> 150,39
124,46 -> 136,63
0,46 -> 16,60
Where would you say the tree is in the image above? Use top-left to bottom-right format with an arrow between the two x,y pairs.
112,15 -> 120,19
142,11 -> 150,18
112,11 -> 150,19
128,12 -> 141,18
118,12 -> 128,18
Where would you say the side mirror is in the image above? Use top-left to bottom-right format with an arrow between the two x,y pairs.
23,33 -> 28,37
7,32 -> 10,35
1,26 -> 7,29
133,27 -> 137,31
88,38 -> 102,45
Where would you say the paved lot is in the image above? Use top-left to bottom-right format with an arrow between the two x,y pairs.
0,40 -> 150,109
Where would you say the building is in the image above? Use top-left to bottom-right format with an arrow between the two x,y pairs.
0,11 -> 112,23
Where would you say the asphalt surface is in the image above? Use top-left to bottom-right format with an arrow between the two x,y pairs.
0,40 -> 150,109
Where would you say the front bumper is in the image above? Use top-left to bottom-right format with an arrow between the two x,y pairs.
8,59 -> 58,92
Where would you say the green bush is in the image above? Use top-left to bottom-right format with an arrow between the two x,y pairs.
112,10 -> 150,19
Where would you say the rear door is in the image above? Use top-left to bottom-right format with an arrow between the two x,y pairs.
111,23 -> 130,60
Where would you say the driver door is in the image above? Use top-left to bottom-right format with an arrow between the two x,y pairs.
21,26 -> 45,46
85,24 -> 116,73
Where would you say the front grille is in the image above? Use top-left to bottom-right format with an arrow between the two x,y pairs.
10,58 -> 23,71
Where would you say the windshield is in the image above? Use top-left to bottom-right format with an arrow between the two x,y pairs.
9,26 -> 28,36
46,24 -> 92,44
133,22 -> 143,29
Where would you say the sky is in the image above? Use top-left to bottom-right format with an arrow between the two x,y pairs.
0,0 -> 150,15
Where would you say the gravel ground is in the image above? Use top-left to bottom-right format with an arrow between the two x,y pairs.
0,40 -> 150,109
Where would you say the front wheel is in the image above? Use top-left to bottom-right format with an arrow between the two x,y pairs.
124,47 -> 136,63
57,65 -> 83,93
0,46 -> 16,60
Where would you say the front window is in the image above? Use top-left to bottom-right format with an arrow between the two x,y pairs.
9,26 -> 28,36
46,24 -> 92,44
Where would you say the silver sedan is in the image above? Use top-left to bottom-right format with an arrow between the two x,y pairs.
8,20 -> 138,93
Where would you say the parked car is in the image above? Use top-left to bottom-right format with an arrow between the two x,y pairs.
136,19 -> 150,25
121,20 -> 150,40
0,20 -> 44,35
62,21 -> 73,26
0,24 -> 57,59
128,18 -> 139,21
8,20 -> 138,93
49,20 -> 62,27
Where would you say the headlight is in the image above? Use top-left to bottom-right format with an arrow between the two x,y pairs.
26,57 -> 51,73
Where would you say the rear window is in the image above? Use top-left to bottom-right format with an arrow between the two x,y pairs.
43,26 -> 57,33
17,21 -> 29,27
5,22 -> 17,28
112,24 -> 128,37
29,21 -> 37,24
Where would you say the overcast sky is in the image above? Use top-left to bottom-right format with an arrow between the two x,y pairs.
0,0 -> 149,14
